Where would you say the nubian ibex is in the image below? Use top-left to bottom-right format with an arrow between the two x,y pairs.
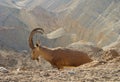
29,28 -> 93,69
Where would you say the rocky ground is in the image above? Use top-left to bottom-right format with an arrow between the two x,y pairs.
0,49 -> 120,82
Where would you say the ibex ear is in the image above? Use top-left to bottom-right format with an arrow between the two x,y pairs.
35,40 -> 40,47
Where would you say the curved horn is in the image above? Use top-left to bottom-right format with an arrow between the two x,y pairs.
29,28 -> 44,49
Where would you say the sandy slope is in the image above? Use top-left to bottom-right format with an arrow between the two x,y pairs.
0,58 -> 120,82
0,49 -> 120,82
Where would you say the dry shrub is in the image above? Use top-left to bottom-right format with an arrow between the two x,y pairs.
101,49 -> 119,61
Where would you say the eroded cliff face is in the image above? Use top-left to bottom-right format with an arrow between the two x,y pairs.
0,1 -> 60,51
0,0 -> 120,51
39,0 -> 120,48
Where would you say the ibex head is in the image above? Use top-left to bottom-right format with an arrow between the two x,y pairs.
28,28 -> 44,61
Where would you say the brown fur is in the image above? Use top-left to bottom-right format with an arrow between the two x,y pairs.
29,28 -> 93,69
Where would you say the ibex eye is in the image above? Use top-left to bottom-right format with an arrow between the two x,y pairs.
36,43 -> 39,47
